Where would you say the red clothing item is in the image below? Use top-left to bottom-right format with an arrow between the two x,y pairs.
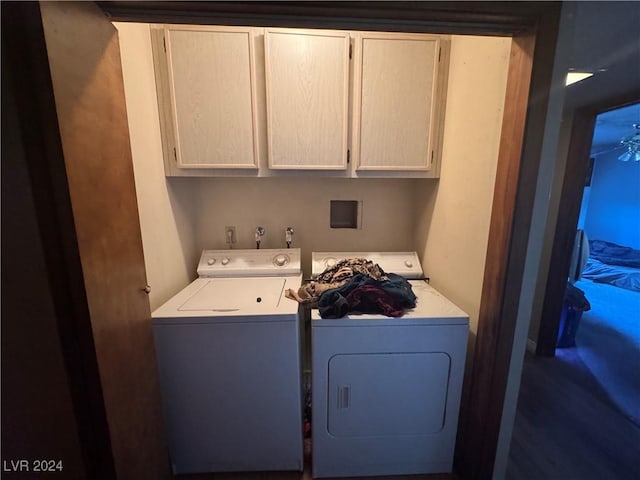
345,284 -> 407,317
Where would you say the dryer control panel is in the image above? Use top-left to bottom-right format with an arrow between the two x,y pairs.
198,248 -> 301,277
312,251 -> 423,279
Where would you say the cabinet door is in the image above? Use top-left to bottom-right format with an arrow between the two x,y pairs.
265,29 -> 350,170
353,33 -> 444,172
162,26 -> 259,169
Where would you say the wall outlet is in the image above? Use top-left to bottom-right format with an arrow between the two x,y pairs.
225,226 -> 236,245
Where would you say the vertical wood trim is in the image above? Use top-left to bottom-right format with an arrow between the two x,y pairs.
455,31 -> 536,479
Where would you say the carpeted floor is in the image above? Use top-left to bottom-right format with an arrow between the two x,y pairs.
571,279 -> 640,425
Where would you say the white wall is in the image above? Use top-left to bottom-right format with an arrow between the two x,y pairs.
414,35 -> 512,336
115,22 -> 198,310
584,152 -> 640,249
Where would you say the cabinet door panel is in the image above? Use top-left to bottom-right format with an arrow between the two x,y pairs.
355,34 -> 440,171
166,27 -> 258,169
265,29 -> 349,170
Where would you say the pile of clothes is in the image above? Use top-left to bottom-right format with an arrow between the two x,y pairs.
286,258 -> 416,318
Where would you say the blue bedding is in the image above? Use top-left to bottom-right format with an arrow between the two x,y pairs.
589,240 -> 640,269
581,240 -> 640,292
582,258 -> 640,292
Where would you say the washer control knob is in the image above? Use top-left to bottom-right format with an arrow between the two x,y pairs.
274,254 -> 289,266
207,258 -> 216,266
405,260 -> 413,268
221,257 -> 230,266
325,258 -> 337,268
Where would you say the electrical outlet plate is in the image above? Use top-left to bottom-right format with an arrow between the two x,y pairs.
225,226 -> 236,244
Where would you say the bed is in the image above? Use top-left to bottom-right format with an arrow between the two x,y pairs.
573,239 -> 640,426
581,239 -> 640,292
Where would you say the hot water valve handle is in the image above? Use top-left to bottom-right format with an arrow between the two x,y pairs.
285,227 -> 294,248
255,226 -> 265,249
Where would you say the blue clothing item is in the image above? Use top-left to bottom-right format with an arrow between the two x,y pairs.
317,273 -> 417,319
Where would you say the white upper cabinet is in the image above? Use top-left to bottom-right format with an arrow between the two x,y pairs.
151,26 -> 449,177
154,25 -> 260,170
264,28 -> 350,170
352,33 -> 448,175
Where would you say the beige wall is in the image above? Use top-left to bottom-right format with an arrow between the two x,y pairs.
193,177 -> 417,278
115,22 -> 198,310
414,35 -> 511,335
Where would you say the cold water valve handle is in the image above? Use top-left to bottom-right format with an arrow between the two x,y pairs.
255,226 -> 265,249
285,227 -> 294,248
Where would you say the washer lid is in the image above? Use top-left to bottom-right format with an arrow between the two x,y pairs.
179,278 -> 286,311
312,251 -> 423,278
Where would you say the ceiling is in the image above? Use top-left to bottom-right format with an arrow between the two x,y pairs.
561,2 -> 640,155
591,102 -> 640,156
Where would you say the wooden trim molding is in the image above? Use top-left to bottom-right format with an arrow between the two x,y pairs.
97,1 -> 548,34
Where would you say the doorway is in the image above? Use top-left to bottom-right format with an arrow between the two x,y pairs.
3,2 -> 561,479
568,102 -> 640,425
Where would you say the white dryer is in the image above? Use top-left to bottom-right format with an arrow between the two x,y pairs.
152,249 -> 303,475
311,252 -> 469,478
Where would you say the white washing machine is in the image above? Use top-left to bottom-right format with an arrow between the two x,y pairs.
311,252 -> 469,478
152,249 -> 303,475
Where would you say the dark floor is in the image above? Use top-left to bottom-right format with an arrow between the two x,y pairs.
177,437 -> 458,480
507,349 -> 640,480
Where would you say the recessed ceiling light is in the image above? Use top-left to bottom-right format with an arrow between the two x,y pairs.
565,71 -> 594,86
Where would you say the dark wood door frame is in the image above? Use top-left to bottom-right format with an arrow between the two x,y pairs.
537,91 -> 640,357
5,2 -> 563,479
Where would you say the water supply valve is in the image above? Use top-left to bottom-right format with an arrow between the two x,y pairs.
255,226 -> 265,249
285,227 -> 294,248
